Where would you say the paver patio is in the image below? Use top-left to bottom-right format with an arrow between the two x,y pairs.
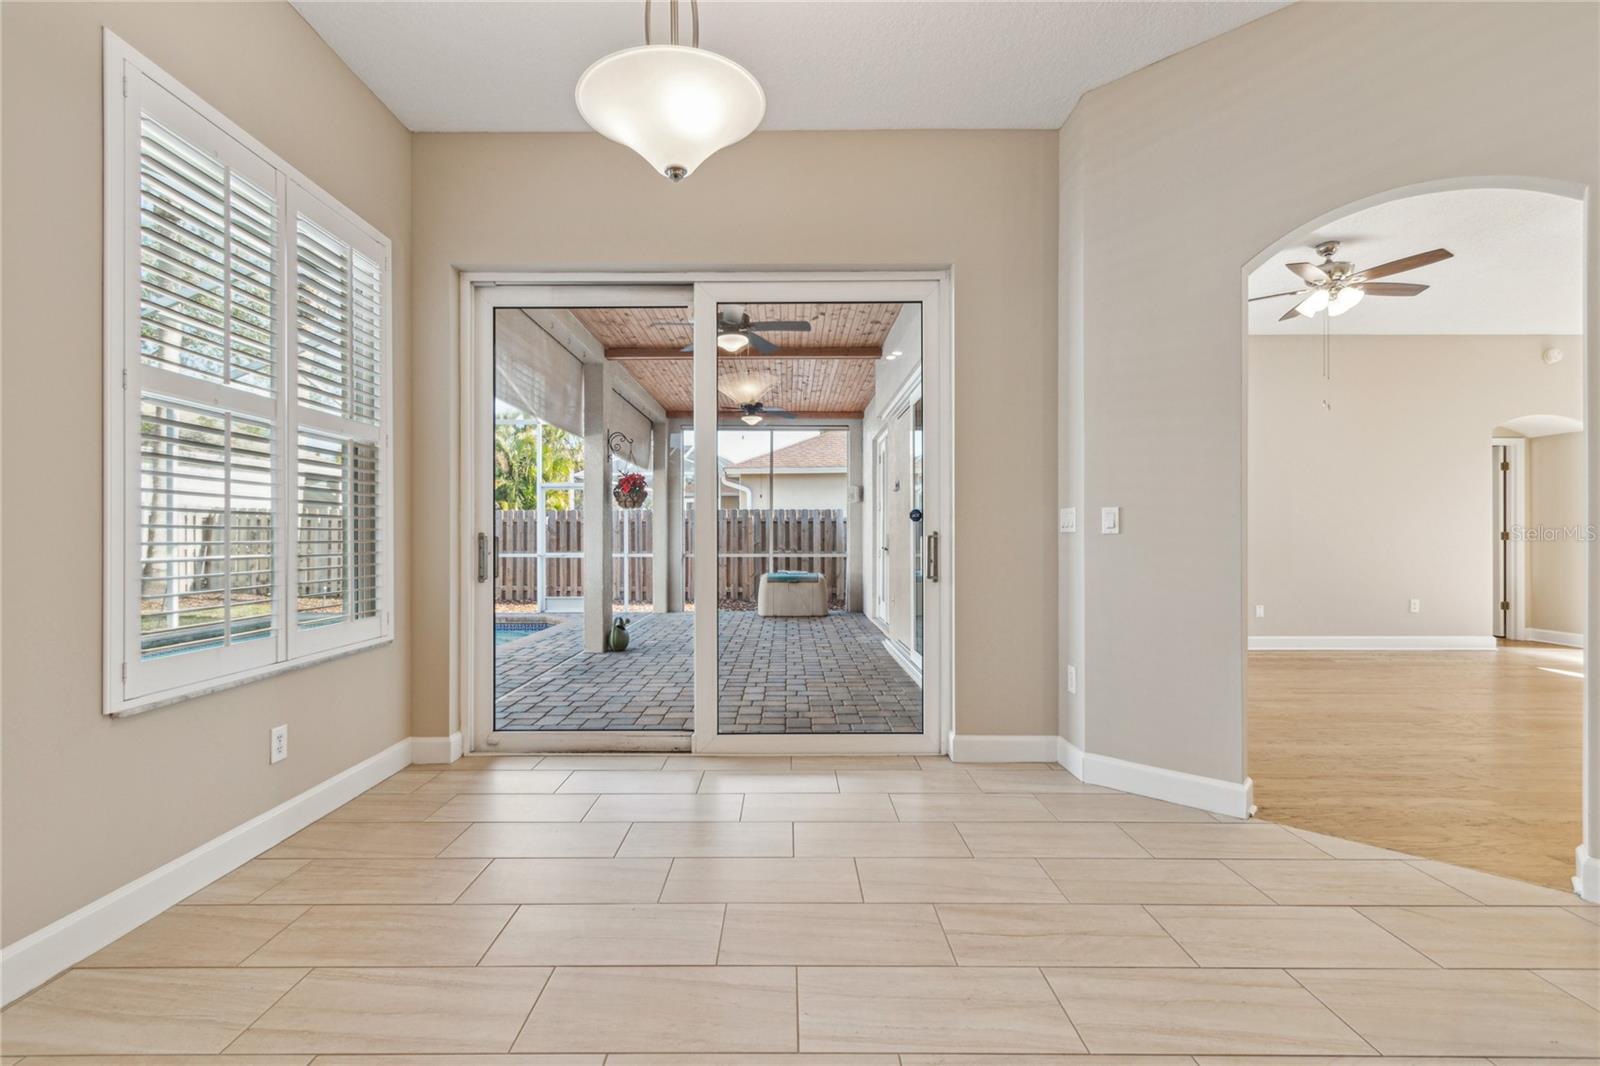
494,610 -> 922,733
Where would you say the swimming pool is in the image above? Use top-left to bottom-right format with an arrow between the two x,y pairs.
494,619 -> 553,646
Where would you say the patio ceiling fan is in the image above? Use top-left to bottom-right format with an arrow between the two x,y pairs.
673,305 -> 813,354
1250,240 -> 1453,321
726,401 -> 797,426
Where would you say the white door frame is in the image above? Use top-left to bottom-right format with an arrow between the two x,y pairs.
693,277 -> 949,753
463,282 -> 692,754
459,271 -> 954,756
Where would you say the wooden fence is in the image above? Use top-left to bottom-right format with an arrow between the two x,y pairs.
493,508 -> 847,608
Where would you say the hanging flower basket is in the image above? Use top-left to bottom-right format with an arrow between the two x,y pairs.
613,472 -> 648,509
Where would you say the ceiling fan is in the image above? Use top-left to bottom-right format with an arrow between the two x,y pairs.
1250,240 -> 1453,321
725,401 -> 796,426
672,305 -> 813,354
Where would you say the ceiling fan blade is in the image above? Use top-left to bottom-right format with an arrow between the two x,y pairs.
1286,262 -> 1329,285
761,406 -> 798,419
746,320 -> 812,332
1350,248 -> 1453,283
1248,289 -> 1308,302
680,343 -> 694,352
744,331 -> 779,354
1360,282 -> 1428,297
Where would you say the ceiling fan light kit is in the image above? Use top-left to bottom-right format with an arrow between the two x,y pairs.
575,0 -> 765,182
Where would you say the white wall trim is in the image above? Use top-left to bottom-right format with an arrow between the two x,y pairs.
1577,845 -> 1600,902
1084,751 -> 1255,818
1056,736 -> 1085,778
1528,628 -> 1585,648
411,731 -> 463,764
1056,737 -> 1251,818
0,737 -> 413,1006
1248,635 -> 1498,651
949,734 -> 1059,763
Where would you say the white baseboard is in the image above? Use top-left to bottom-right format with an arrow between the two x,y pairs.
1527,628 -> 1584,648
948,734 -> 1059,763
1061,747 -> 1253,819
1577,845 -> 1600,903
1249,635 -> 1497,651
1056,736 -> 1085,778
0,736 -> 414,1006
411,731 -> 463,763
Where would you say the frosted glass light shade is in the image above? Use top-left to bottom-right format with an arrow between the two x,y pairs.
576,45 -> 765,181
1327,285 -> 1366,317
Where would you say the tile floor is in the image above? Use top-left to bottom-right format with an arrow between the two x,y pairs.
495,611 -> 924,734
4,753 -> 1597,1061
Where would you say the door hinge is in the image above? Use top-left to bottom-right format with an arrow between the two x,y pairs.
1501,461 -> 1511,471
121,73 -> 129,99
1500,600 -> 1511,612
121,368 -> 128,390
121,662 -> 128,681
1500,530 -> 1511,541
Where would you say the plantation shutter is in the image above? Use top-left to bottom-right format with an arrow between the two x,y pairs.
288,193 -> 387,653
120,78 -> 284,700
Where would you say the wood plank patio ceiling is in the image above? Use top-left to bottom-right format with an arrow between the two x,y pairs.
573,303 -> 903,417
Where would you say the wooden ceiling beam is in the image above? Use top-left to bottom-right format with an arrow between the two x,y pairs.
607,346 -> 882,361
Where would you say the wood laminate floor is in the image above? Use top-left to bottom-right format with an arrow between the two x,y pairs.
1249,641 -> 1585,890
4,752 -> 1595,1059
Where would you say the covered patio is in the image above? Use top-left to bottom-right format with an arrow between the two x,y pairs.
495,610 -> 922,733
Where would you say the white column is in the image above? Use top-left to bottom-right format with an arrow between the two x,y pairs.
846,421 -> 865,612
651,419 -> 674,612
582,362 -> 613,653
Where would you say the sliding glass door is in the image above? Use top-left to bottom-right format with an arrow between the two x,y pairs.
468,277 -> 945,753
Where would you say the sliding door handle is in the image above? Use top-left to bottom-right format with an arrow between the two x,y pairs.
477,532 -> 489,583
926,531 -> 939,583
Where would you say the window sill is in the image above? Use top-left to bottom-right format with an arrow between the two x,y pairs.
107,634 -> 395,718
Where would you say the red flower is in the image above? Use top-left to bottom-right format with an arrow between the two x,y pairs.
617,472 -> 646,493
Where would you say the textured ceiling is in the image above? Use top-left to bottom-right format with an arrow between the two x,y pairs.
291,1 -> 1285,131
1249,188 -> 1583,336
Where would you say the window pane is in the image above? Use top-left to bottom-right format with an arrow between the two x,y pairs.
138,397 -> 275,657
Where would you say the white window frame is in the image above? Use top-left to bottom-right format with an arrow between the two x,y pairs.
103,31 -> 394,716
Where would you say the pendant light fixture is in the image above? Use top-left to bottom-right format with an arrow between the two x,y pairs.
575,0 -> 765,182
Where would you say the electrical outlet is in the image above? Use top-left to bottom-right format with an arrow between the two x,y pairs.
1066,664 -> 1077,694
270,724 -> 288,764
1409,598 -> 1421,614
1059,507 -> 1077,534
1255,604 -> 1265,618
1100,506 -> 1121,535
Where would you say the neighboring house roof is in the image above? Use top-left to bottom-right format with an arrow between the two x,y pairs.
727,433 -> 847,474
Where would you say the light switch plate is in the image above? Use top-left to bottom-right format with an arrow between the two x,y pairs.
1059,507 -> 1077,534
1066,664 -> 1077,694
1100,506 -> 1120,535
1255,604 -> 1265,618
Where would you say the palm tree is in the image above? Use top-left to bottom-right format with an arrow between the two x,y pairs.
494,423 -> 584,510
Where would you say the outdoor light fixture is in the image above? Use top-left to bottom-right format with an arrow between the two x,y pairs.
575,0 -> 765,182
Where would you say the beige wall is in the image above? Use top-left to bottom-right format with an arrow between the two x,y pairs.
1057,1 -> 1598,783
0,2 -> 412,944
410,130 -> 1059,741
1248,335 -> 1582,638
1529,431 -> 1587,636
